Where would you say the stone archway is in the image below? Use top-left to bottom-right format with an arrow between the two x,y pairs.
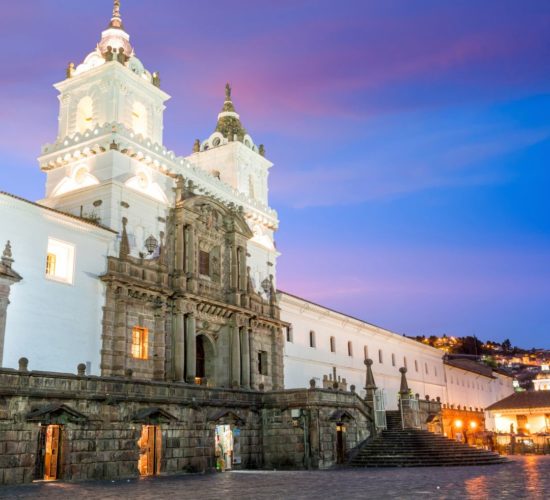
196,333 -> 216,385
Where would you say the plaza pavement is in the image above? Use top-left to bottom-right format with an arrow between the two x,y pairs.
0,456 -> 547,499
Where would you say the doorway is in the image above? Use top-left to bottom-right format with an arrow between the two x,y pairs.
138,425 -> 162,476
336,424 -> 346,464
40,424 -> 61,481
215,425 -> 234,471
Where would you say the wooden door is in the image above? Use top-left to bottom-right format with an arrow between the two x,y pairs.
139,425 -> 161,476
44,425 -> 61,480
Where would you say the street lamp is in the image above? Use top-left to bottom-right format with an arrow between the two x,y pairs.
145,235 -> 158,254
454,420 -> 463,429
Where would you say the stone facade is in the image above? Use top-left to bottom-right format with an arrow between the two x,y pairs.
100,178 -> 284,391
0,367 -> 370,485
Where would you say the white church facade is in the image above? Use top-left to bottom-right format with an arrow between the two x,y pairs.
0,2 -> 515,483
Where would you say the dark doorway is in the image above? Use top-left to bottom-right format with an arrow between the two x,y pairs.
196,335 -> 205,379
336,424 -> 346,464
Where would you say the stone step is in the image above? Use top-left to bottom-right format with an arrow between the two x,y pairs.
350,427 -> 506,468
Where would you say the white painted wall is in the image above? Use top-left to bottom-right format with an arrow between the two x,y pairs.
0,193 -> 116,375
280,292 -> 447,410
444,365 -> 514,412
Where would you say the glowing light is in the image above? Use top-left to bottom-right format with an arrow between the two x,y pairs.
470,421 -> 477,429
454,420 -> 463,428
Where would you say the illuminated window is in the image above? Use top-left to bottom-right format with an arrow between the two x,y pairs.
46,253 -> 56,276
45,238 -> 75,284
330,336 -> 336,353
132,102 -> 148,136
199,250 -> 210,276
347,341 -> 353,357
309,330 -> 316,348
131,327 -> 148,359
76,96 -> 94,134
258,350 -> 268,375
378,349 -> 383,364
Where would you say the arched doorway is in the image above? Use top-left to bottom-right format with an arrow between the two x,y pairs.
196,334 -> 216,385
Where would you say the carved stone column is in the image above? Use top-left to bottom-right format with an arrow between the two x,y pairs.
230,324 -> 241,387
240,326 -> 250,389
185,313 -> 196,382
0,241 -> 22,366
173,309 -> 185,381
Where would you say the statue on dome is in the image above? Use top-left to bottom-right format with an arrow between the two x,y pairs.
66,62 -> 75,79
116,48 -> 128,64
193,139 -> 201,153
152,72 -> 161,88
104,46 -> 114,62
225,83 -> 232,101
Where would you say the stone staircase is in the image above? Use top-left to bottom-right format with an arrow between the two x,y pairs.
350,411 -> 506,467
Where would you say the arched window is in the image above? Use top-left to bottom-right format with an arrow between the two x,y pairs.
132,102 -> 148,136
347,341 -> 353,357
76,96 -> 94,134
378,349 -> 383,364
330,336 -> 336,353
309,330 -> 316,348
391,353 -> 396,366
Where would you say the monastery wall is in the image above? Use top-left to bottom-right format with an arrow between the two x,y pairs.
280,292 -> 447,409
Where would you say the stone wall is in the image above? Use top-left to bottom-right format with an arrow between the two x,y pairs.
0,368 -> 371,485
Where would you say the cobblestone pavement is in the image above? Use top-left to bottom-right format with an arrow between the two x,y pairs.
1,456 -> 548,500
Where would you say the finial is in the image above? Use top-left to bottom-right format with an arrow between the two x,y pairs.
110,0 -> 123,28
2,240 -> 14,269
225,82 -> 232,101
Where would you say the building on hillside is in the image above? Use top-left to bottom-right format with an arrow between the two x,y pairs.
533,366 -> 550,391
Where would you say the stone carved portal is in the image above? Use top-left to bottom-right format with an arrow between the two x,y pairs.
100,187 -> 284,390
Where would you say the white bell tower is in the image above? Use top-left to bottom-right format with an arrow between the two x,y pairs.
38,1 -> 173,256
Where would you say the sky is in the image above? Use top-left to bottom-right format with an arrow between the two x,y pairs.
0,0 -> 548,348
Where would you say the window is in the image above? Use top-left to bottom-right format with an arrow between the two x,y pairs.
415,360 -> 419,372
309,330 -> 316,348
45,238 -> 75,284
425,363 -> 428,374
347,341 -> 353,357
258,351 -> 268,375
364,345 -> 369,360
404,356 -> 407,368
286,327 -> 293,343
378,349 -> 383,364
434,367 -> 437,376
330,336 -> 336,353
199,250 -> 210,276
132,102 -> 148,136
131,327 -> 148,359
76,96 -> 94,134
391,353 -> 396,367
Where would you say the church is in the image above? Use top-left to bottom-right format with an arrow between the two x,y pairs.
0,1 -> 513,484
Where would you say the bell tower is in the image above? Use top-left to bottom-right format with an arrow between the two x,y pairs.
38,1 -> 172,256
